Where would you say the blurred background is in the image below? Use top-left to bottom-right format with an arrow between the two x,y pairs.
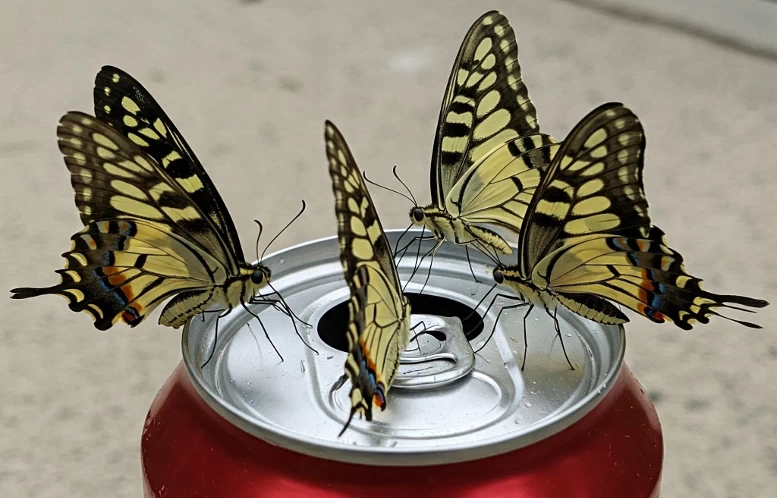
1,0 -> 775,496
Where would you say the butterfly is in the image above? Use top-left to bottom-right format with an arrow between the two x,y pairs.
482,102 -> 768,365
325,121 -> 411,435
11,67 -> 283,333
407,11 -> 552,261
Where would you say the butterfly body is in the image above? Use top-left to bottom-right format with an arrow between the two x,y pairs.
490,103 -> 768,330
411,205 -> 513,254
11,68 -> 276,331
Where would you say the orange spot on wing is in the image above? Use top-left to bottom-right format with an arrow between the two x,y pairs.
86,237 -> 97,250
636,239 -> 647,252
121,304 -> 143,324
105,267 -> 127,287
97,221 -> 110,233
373,395 -> 385,408
637,303 -> 646,315
653,311 -> 665,321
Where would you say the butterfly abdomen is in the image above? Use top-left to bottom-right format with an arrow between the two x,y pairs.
159,288 -> 218,328
421,208 -> 513,254
554,292 -> 628,325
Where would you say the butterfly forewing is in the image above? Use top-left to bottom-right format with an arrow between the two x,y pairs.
432,10 -> 540,206
93,66 -> 244,265
520,103 -> 649,275
58,111 -> 237,273
325,121 -> 410,428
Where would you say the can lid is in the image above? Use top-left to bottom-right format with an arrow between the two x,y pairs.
182,230 -> 625,466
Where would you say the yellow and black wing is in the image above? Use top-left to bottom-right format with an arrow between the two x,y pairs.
534,227 -> 768,329
93,66 -> 243,269
325,121 -> 411,432
445,133 -> 555,236
517,103 -> 768,328
11,113 -> 237,329
519,103 -> 649,276
431,10 -> 541,207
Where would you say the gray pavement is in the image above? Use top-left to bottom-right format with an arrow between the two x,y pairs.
1,1 -> 775,496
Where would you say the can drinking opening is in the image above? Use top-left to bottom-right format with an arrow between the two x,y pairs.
316,292 -> 484,352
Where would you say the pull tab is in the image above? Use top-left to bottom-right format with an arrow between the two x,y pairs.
393,314 -> 475,390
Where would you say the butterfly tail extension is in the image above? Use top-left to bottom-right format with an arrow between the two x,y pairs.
12,219 -> 216,330
621,226 -> 768,329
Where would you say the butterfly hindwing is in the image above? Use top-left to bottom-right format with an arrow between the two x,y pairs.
535,226 -> 768,328
11,218 -> 220,330
325,121 -> 410,430
93,66 -> 244,264
520,103 -> 649,275
432,10 -> 540,206
446,133 -> 555,235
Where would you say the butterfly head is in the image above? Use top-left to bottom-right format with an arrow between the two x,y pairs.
410,206 -> 426,225
250,264 -> 271,286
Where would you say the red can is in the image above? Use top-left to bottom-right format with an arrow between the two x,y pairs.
141,233 -> 663,497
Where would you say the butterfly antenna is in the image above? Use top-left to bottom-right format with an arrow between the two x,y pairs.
392,166 -> 417,206
260,200 -> 306,263
254,220 -> 264,262
362,171 -> 414,204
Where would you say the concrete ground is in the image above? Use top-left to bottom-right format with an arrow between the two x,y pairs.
1,0 -> 775,496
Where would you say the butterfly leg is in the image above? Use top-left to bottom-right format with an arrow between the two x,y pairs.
464,245 -> 481,284
267,283 -> 318,354
544,305 -> 574,371
394,233 -> 434,263
240,298 -> 284,362
419,245 -> 438,294
201,307 -> 234,368
409,320 -> 428,354
520,304 -> 535,370
199,309 -> 226,322
474,294 -> 530,354
402,237 -> 442,293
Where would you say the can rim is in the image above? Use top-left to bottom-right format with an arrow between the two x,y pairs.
181,232 -> 626,466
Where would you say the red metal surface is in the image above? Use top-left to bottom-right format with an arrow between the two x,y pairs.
142,362 -> 662,498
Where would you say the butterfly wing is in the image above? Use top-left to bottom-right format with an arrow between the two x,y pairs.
534,226 -> 768,328
11,219 -> 227,330
431,10 -> 540,207
519,103 -> 649,276
11,112 -> 238,329
93,66 -> 244,265
325,121 -> 410,429
57,112 -> 237,273
445,134 -> 555,235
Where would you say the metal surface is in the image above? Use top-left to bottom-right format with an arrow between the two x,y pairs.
392,315 -> 475,390
182,229 -> 626,466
